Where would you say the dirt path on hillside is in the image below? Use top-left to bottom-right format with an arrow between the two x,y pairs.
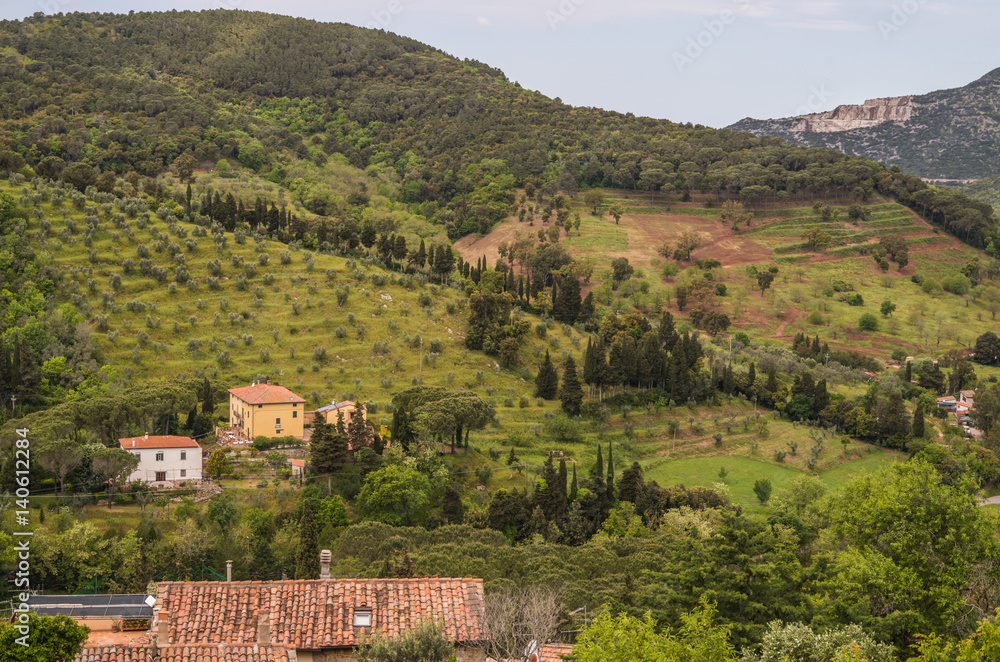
768,308 -> 802,339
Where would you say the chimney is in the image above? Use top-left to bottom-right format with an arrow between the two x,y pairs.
267,379 -> 271,385
144,432 -> 149,440
226,560 -> 232,582
320,550 -> 331,579
257,612 -> 271,645
132,439 -> 136,448
156,615 -> 169,647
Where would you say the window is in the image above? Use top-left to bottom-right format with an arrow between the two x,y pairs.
258,404 -> 263,408
133,452 -> 141,460
353,610 -> 372,628
155,471 -> 166,482
155,452 -> 164,461
293,411 -> 298,418
180,470 -> 186,477
276,418 -> 281,425
180,451 -> 187,461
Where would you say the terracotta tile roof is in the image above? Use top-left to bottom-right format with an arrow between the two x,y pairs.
119,436 -> 201,450
535,644 -> 575,662
229,385 -> 306,405
76,645 -> 293,662
157,579 -> 485,650
288,459 -> 305,467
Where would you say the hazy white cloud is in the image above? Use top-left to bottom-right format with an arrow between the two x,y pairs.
476,15 -> 490,25
767,18 -> 868,31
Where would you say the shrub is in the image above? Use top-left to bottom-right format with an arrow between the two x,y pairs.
858,312 -> 880,331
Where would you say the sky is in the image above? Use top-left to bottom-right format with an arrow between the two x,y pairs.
1,0 -> 997,127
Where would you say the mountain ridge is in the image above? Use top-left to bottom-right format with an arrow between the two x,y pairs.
729,67 -> 1000,181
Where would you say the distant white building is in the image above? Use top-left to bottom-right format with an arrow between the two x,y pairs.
118,434 -> 203,484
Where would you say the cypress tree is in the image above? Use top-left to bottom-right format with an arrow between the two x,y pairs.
747,362 -> 756,389
559,356 -> 584,416
185,407 -> 197,431
550,278 -> 560,319
766,366 -> 779,393
580,291 -> 595,322
583,338 -> 596,386
658,310 -> 679,352
535,350 -> 559,399
814,379 -> 829,416
912,401 -> 925,438
295,501 -> 320,579
592,443 -> 604,480
252,537 -> 280,580
336,409 -> 347,436
722,364 -> 734,395
904,361 -> 912,383
569,464 -> 578,503
558,459 -> 568,507
606,443 -> 614,501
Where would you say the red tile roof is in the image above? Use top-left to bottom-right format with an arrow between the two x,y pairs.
289,459 -> 305,467
76,645 -> 292,662
118,436 -> 201,450
229,385 -> 306,405
157,579 -> 485,650
536,644 -> 575,662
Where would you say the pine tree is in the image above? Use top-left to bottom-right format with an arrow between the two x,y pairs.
295,501 -> 320,579
559,356 -> 584,416
912,401 -> 925,439
535,350 -> 559,399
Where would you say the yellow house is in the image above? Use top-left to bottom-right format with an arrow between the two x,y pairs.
228,383 -> 306,440
310,400 -> 366,429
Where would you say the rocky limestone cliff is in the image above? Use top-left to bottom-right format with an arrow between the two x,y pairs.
789,96 -> 914,133
727,67 -> 1000,180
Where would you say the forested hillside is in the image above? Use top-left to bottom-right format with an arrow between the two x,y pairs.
4,11 -> 1000,662
0,10 -> 994,244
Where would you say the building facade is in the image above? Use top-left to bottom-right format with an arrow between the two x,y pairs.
228,383 -> 306,440
119,435 -> 202,484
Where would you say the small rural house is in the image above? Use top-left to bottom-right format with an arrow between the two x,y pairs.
151,570 -> 487,662
289,458 -> 306,479
308,400 -> 366,429
229,383 -> 306,440
119,434 -> 202,484
960,389 -> 975,407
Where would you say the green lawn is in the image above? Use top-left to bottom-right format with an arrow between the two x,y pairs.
643,448 -> 899,506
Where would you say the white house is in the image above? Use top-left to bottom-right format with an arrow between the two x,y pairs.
118,434 -> 203,484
